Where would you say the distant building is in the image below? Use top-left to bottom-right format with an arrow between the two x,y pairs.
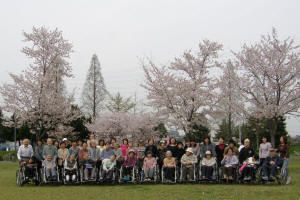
168,129 -> 184,141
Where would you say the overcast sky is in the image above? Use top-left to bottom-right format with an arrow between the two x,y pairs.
0,0 -> 299,136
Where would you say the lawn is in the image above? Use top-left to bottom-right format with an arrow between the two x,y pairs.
0,157 -> 300,200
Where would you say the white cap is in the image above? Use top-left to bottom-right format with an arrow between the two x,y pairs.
186,148 -> 193,153
205,150 -> 211,155
62,138 -> 68,141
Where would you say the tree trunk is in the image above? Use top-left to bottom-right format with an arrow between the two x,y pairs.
269,118 -> 278,147
228,112 -> 232,138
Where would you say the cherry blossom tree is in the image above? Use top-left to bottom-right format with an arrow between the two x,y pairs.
87,112 -> 159,141
216,60 -> 245,138
0,27 -> 80,140
235,28 -> 300,146
142,40 -> 222,135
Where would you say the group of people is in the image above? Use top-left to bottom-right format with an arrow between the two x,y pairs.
16,134 -> 290,184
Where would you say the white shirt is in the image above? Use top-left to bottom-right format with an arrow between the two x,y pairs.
17,145 -> 33,160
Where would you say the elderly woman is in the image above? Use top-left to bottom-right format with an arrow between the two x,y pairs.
42,138 -> 58,161
221,148 -> 238,181
58,141 -> 69,167
163,151 -> 176,182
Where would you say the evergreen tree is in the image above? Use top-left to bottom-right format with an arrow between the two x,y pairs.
106,92 -> 135,112
81,54 -> 107,118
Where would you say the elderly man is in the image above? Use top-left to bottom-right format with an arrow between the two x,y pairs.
42,138 -> 58,161
262,148 -> 283,181
17,139 -> 34,163
180,147 -> 197,182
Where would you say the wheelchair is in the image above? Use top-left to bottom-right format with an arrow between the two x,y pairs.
40,165 -> 61,184
16,161 -> 40,186
161,165 -> 178,184
118,165 -> 140,184
62,167 -> 80,185
237,163 -> 260,184
179,163 -> 197,183
259,163 -> 289,185
198,161 -> 218,183
139,164 -> 160,183
98,166 -> 118,184
218,164 -> 238,184
79,163 -> 98,184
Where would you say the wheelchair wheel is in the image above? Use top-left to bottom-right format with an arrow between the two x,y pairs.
16,170 -> 23,187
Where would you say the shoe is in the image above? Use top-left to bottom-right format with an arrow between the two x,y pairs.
286,176 -> 291,185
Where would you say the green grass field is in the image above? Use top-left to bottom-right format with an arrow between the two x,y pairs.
0,158 -> 300,200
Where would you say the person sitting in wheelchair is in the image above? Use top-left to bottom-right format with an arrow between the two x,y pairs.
80,154 -> 95,181
122,149 -> 137,181
42,155 -> 57,181
239,138 -> 258,181
180,148 -> 197,182
221,148 -> 238,181
261,148 -> 283,181
143,151 -> 157,181
64,154 -> 77,183
163,151 -> 176,182
101,154 -> 116,182
201,151 -> 216,180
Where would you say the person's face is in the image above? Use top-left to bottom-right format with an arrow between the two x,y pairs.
229,143 -> 234,148
171,138 -> 175,144
147,153 -> 152,158
47,140 -> 52,146
206,154 -> 211,159
129,152 -> 134,158
160,143 -> 165,149
227,149 -> 233,156
78,141 -> 83,146
138,141 -> 143,147
90,135 -> 95,140
191,141 -> 196,146
47,155 -> 52,161
186,151 -> 191,156
149,140 -> 153,145
23,140 -> 29,147
82,143 -> 87,149
111,139 -> 116,144
244,141 -> 250,148
204,138 -> 209,144
91,142 -> 96,148
105,143 -> 110,150
54,142 -> 59,147
99,141 -> 104,146
270,151 -> 275,157
219,138 -> 224,144
262,138 -> 267,143
129,142 -> 133,147
123,140 -> 128,145
186,141 -> 190,146
29,159 -> 33,164
280,137 -> 284,143
110,156 -> 116,162
70,155 -> 75,161
114,143 -> 119,149
37,141 -> 42,146
178,144 -> 183,149
72,142 -> 77,147
61,143 -> 66,148
166,152 -> 171,158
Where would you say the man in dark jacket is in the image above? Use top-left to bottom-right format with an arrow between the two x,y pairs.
262,148 -> 283,181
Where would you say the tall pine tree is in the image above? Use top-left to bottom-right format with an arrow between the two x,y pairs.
81,54 -> 107,118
